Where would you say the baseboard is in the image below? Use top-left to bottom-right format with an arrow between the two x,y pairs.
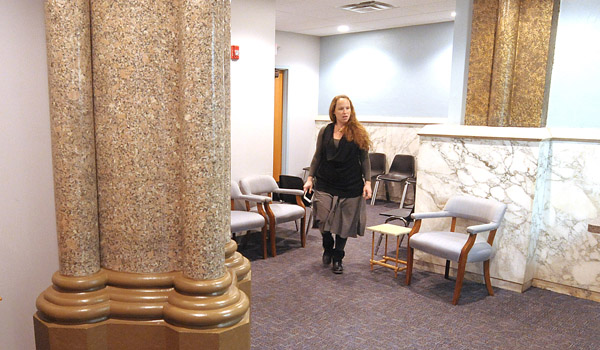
532,279 -> 600,302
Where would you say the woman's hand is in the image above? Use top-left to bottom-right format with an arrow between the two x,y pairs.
303,176 -> 314,194
363,181 -> 372,199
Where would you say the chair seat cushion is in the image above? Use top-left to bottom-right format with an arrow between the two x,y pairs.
231,211 -> 265,233
377,173 -> 411,182
380,208 -> 412,218
409,231 -> 493,262
251,203 -> 305,224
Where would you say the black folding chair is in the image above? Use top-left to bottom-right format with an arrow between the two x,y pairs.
371,154 -> 415,206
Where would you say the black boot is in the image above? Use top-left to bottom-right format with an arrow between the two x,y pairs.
323,251 -> 333,265
332,250 -> 345,274
332,260 -> 343,274
322,232 -> 334,265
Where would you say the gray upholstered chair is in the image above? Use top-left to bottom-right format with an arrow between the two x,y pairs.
406,195 -> 507,305
239,175 -> 306,257
230,181 -> 271,259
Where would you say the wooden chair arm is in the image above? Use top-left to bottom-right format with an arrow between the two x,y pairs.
295,195 -> 305,209
408,219 -> 422,238
263,202 -> 275,222
460,233 -> 477,258
256,203 -> 268,220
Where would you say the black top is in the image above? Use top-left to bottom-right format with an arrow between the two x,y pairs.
308,123 -> 370,198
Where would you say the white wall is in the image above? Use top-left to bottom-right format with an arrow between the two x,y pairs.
447,0 -> 473,125
0,1 -> 59,350
318,22 -> 454,118
546,0 -> 600,128
275,31 -> 320,177
230,0 -> 276,181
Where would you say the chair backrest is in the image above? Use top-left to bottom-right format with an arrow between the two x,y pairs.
388,154 -> 415,176
239,175 -> 278,196
278,175 -> 304,204
369,153 -> 387,176
443,195 -> 507,228
231,180 -> 243,199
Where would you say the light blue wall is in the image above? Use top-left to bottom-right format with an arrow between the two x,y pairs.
546,0 -> 600,128
318,22 -> 454,118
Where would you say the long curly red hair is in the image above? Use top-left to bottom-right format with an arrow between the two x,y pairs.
328,95 -> 371,151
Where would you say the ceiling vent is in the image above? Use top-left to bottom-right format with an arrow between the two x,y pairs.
340,1 -> 395,14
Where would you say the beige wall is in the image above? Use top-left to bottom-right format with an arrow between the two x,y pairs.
0,1 -> 58,350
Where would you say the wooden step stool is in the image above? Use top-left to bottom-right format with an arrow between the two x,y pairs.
367,223 -> 412,277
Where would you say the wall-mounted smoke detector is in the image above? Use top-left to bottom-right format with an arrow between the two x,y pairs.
340,1 -> 394,14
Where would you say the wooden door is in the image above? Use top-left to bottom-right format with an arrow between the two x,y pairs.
273,69 -> 284,181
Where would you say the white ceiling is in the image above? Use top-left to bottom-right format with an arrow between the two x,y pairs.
276,0 -> 456,36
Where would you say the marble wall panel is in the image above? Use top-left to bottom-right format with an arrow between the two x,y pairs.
536,141 -> 600,294
416,136 -> 543,284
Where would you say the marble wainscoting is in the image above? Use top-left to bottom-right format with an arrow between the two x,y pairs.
415,125 -> 600,301
315,116 -> 444,202
534,132 -> 600,300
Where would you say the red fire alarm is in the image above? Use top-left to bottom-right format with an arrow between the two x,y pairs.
231,45 -> 239,60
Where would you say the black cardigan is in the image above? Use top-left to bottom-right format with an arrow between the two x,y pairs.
309,123 -> 369,198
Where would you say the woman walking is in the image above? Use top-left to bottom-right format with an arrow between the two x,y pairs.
303,95 -> 372,274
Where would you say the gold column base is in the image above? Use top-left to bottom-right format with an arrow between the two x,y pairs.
225,240 -> 251,299
34,312 -> 250,350
35,265 -> 251,326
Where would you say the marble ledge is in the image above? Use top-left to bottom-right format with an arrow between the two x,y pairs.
316,115 -> 448,125
419,124 -> 600,143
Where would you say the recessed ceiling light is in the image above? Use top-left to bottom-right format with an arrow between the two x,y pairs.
451,11 -> 457,17
340,1 -> 394,14
337,25 -> 350,33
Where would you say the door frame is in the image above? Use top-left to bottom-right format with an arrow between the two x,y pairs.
274,68 -> 289,179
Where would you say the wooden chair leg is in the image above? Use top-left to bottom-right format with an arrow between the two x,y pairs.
261,225 -> 268,259
444,260 -> 451,279
300,216 -> 306,247
269,221 -> 277,257
484,260 -> 494,296
452,257 -> 468,305
406,246 -> 414,285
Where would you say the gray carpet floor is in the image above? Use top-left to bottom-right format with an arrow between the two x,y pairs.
235,201 -> 599,350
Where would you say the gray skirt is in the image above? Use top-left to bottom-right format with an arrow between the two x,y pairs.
313,189 -> 367,238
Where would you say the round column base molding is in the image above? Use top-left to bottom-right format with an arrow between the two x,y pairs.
36,268 -> 250,328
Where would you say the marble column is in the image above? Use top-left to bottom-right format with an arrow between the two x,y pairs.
465,0 -> 559,127
45,0 -> 100,278
177,0 -> 231,282
92,0 -> 183,274
36,0 -> 111,325
488,0 -> 521,126
36,1 -> 250,347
